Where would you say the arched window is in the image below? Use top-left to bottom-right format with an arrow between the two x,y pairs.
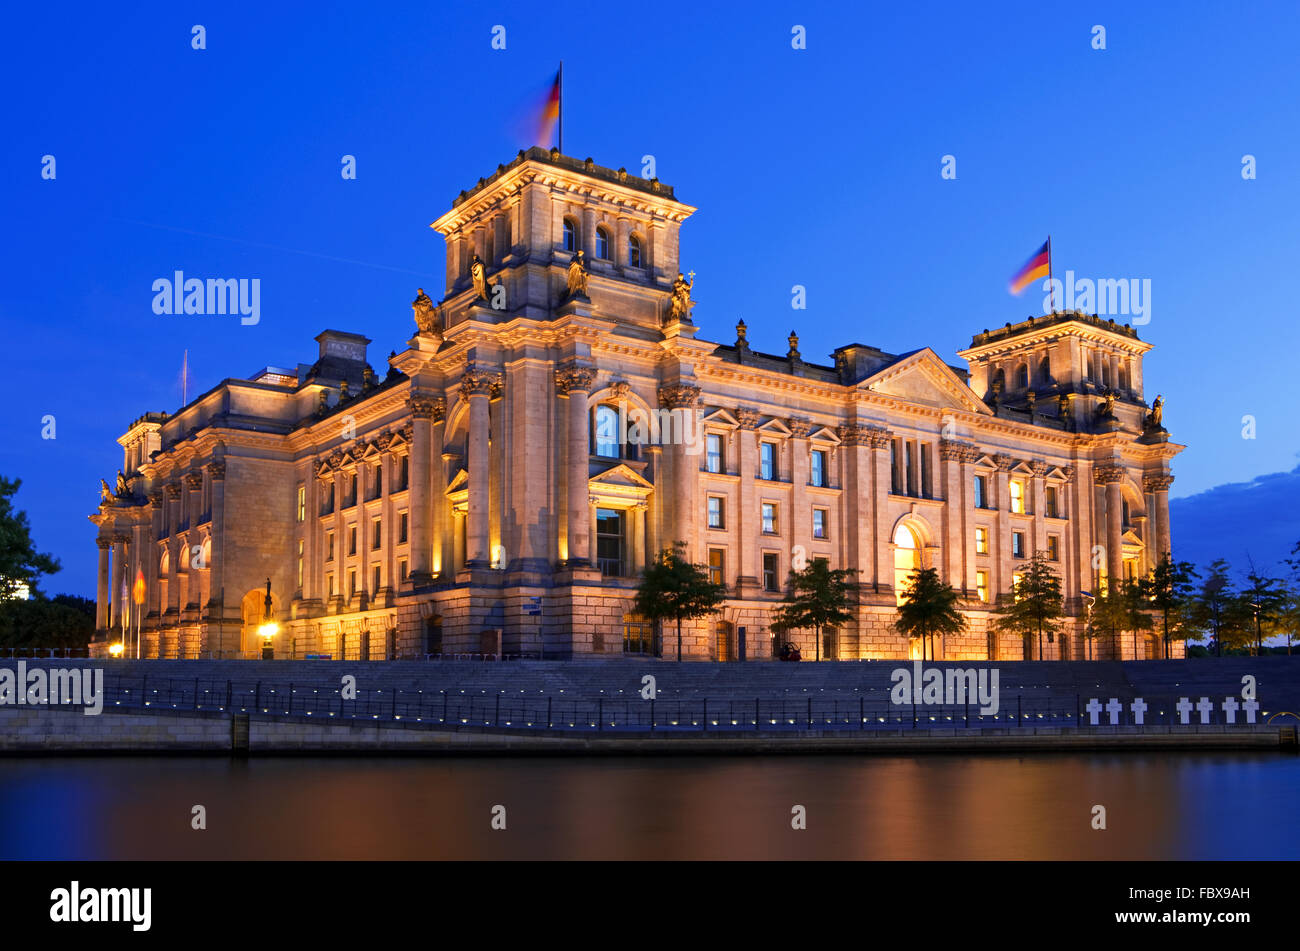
1015,363 -> 1029,390
595,226 -> 610,260
562,218 -> 576,252
893,523 -> 920,608
628,234 -> 642,268
593,405 -> 620,457
159,550 -> 170,576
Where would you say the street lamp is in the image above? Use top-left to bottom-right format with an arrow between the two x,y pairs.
257,577 -> 278,659
1081,590 -> 1096,661
109,642 -> 124,658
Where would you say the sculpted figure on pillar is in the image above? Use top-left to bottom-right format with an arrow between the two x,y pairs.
411,288 -> 441,335
667,271 -> 695,323
565,250 -> 590,300
469,254 -> 489,300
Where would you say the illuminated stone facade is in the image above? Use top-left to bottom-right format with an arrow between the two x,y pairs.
90,148 -> 1182,661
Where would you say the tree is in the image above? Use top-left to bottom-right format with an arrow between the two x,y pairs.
0,476 -> 60,602
1140,555 -> 1199,658
0,594 -> 95,649
1091,589 -> 1127,659
1189,560 -> 1251,656
1117,577 -> 1154,659
632,542 -> 727,661
1239,565 -> 1289,655
770,558 -> 859,662
991,551 -> 1063,660
894,566 -> 966,661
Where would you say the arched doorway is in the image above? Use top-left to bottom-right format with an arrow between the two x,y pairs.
894,523 -> 923,660
238,588 -> 278,658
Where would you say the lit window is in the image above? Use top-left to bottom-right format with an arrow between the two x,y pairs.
296,485 -> 306,522
811,449 -> 827,487
707,496 -> 725,529
1048,535 -> 1060,561
297,540 -> 304,588
813,509 -> 827,539
975,527 -> 989,554
706,434 -> 723,473
596,226 -> 610,260
760,442 -> 776,480
1045,485 -> 1059,518
976,570 -> 988,603
708,548 -> 725,587
1010,479 -> 1025,514
628,234 -> 642,268
762,503 -> 778,535
1012,531 -> 1025,558
1012,571 -> 1025,599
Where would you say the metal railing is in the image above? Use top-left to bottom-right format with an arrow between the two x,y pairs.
79,674 -> 1274,734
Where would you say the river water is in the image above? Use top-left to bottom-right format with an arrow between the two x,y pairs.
1,752 -> 1296,860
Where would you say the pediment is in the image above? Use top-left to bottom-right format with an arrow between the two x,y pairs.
809,426 -> 842,445
757,418 -> 791,437
701,407 -> 739,429
860,349 -> 990,415
445,468 -> 468,495
590,463 -> 654,490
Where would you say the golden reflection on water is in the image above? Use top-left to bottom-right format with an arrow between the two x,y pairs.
4,753 -> 1297,860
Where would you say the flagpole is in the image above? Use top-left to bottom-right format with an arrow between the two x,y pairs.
1047,235 -> 1055,313
558,60 -> 564,154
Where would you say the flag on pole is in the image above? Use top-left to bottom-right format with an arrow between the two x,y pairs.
133,569 -> 146,606
536,66 -> 561,148
1008,238 -> 1051,295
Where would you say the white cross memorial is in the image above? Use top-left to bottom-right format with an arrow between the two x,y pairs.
1222,696 -> 1239,724
1105,698 -> 1123,725
1197,696 -> 1214,724
1175,697 -> 1193,724
1130,698 -> 1147,725
1085,698 -> 1103,725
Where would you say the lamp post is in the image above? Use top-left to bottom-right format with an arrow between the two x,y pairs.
257,577 -> 278,660
1081,590 -> 1095,661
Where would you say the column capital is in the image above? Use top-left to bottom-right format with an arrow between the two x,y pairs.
555,364 -> 597,396
658,383 -> 701,409
938,438 -> 978,462
786,417 -> 811,438
735,407 -> 762,430
111,532 -> 130,545
206,461 -> 226,481
183,471 -> 204,489
864,426 -> 893,449
1094,464 -> 1126,485
96,536 -> 113,550
164,483 -> 183,499
1143,473 -> 1175,492
462,364 -> 502,397
409,394 -> 446,420
993,453 -> 1017,471
1029,459 -> 1050,478
148,491 -> 164,508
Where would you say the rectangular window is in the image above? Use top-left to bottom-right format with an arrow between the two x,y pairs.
327,531 -> 335,562
347,473 -> 357,507
399,559 -> 408,583
905,441 -> 916,496
811,449 -> 827,487
706,434 -> 723,473
1012,571 -> 1025,598
762,552 -> 779,592
975,526 -> 989,554
296,485 -> 306,522
891,440 -> 902,494
708,548 -> 725,587
1046,485 -> 1060,518
1047,535 -> 1060,562
921,444 -> 932,497
327,574 -> 335,598
372,565 -> 381,595
761,502 -> 778,534
760,442 -> 776,481
976,570 -> 988,603
297,540 -> 304,588
813,508 -> 827,539
373,463 -> 383,499
372,518 -> 382,550
399,455 -> 409,491
399,512 -> 408,544
348,526 -> 357,556
707,496 -> 725,529
1012,531 -> 1025,558
348,570 -> 356,598
596,508 -> 624,576
974,474 -> 987,509
1010,479 -> 1026,515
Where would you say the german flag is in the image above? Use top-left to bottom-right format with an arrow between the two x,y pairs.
1009,238 -> 1051,295
536,67 -> 561,147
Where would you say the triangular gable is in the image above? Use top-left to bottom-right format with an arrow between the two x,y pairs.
701,407 -> 739,428
1121,528 -> 1144,547
445,468 -> 468,495
757,418 -> 791,437
860,348 -> 991,415
1010,460 -> 1035,476
590,463 -> 654,490
809,426 -> 842,445
973,453 -> 998,469
1045,466 -> 1070,481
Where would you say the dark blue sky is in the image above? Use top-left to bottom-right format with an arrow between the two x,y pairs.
4,1 -> 1299,597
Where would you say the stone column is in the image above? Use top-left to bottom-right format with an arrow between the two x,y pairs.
556,365 -> 596,565
110,532 -> 128,629
463,366 -> 499,567
1145,474 -> 1174,561
867,428 -> 893,592
993,454 -> 1015,602
736,407 -> 761,591
938,440 -> 972,592
632,502 -> 647,575
184,470 -> 203,531
1030,460 -> 1048,557
646,445 -> 664,561
96,538 -> 111,629
165,484 -> 182,617
789,417 -> 812,566
408,395 -> 438,580
1096,464 -> 1125,595
147,493 -> 163,617
659,383 -> 702,562
207,460 -> 226,618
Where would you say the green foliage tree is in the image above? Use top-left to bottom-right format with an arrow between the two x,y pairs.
1189,560 -> 1252,655
770,557 -> 859,662
1117,577 -> 1154,658
1091,589 -> 1127,659
1239,565 -> 1289,655
990,551 -> 1063,660
0,476 -> 60,602
894,566 -> 966,661
1140,555 -> 1199,658
632,542 -> 727,661
0,594 -> 95,650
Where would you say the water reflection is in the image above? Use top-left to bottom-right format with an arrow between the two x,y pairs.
0,753 -> 1296,860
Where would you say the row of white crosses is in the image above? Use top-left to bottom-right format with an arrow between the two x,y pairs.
1083,696 -> 1260,726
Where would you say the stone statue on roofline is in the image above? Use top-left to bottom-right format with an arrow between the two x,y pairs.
469,253 -> 489,300
1145,394 -> 1164,431
411,287 -> 440,335
668,270 -> 695,323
